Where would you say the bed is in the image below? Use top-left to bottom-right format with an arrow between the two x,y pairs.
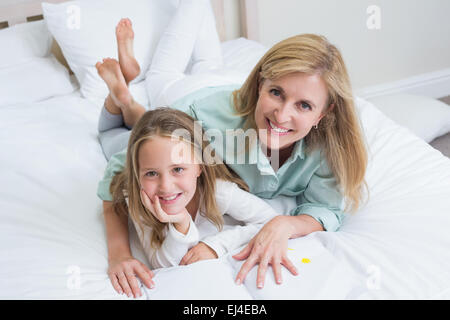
1,0 -> 450,300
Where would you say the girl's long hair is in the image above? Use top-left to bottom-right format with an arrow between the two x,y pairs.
233,34 -> 368,213
110,107 -> 248,249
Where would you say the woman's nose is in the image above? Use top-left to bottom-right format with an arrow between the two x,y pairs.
274,103 -> 291,124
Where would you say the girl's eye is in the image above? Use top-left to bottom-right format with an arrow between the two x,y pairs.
145,171 -> 158,177
269,88 -> 281,97
173,167 -> 184,174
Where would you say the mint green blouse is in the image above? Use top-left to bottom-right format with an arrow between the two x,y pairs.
97,85 -> 345,231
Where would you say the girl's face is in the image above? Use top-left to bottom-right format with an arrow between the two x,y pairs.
138,136 -> 201,215
254,72 -> 330,152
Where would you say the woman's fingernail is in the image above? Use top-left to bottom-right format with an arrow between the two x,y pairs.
257,282 -> 263,288
235,278 -> 241,285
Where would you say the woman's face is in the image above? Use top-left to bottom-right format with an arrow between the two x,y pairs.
254,72 -> 330,152
138,136 -> 201,215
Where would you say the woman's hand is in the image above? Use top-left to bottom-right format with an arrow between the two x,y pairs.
107,255 -> 155,298
140,189 -> 191,233
232,215 -> 298,289
179,242 -> 218,265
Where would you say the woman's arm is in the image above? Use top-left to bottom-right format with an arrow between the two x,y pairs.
232,214 -> 323,289
180,180 -> 277,265
103,200 -> 155,298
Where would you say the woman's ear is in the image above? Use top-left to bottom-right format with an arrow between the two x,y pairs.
319,103 -> 335,119
328,103 -> 335,113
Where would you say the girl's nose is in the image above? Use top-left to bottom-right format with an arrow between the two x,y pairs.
159,174 -> 173,192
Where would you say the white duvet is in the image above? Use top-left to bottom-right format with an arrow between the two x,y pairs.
1,39 -> 450,300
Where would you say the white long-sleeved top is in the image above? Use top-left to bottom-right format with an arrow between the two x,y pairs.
131,179 -> 278,269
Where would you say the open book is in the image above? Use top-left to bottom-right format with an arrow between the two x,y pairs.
142,235 -> 367,300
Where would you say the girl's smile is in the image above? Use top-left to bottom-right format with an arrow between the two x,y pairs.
138,136 -> 201,215
158,192 -> 183,205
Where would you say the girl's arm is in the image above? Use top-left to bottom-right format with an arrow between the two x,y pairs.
103,200 -> 155,298
198,180 -> 278,258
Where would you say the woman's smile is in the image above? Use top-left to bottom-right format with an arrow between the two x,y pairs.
254,72 -> 329,152
266,117 -> 293,136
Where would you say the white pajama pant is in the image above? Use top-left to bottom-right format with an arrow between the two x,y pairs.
98,0 -> 238,160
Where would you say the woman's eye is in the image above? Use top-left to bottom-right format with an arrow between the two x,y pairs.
270,88 -> 281,97
299,101 -> 312,110
173,167 -> 184,174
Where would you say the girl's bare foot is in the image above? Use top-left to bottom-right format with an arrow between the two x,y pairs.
116,18 -> 140,84
96,58 -> 131,110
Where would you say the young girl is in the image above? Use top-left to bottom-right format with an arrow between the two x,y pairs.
105,106 -> 277,298
97,0 -> 368,296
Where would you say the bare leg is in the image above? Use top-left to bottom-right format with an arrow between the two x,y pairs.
116,18 -> 140,84
95,58 -> 145,128
95,18 -> 145,127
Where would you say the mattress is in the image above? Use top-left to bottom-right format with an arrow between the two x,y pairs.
1,38 -> 450,300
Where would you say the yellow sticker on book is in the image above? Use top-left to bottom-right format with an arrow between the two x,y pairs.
301,258 -> 311,264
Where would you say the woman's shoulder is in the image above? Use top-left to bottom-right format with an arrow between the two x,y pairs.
171,84 -> 240,111
188,85 -> 246,132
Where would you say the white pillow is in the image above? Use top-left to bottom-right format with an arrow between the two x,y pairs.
0,56 -> 76,107
42,0 -> 175,100
0,20 -> 53,68
366,93 -> 450,142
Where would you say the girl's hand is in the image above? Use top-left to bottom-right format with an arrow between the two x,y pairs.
140,189 -> 190,225
179,242 -> 218,265
108,255 -> 155,298
232,216 -> 298,289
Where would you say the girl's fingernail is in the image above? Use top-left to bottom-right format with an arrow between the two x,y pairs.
257,282 -> 263,288
235,278 -> 241,285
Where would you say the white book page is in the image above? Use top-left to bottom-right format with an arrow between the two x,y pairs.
227,235 -> 367,300
143,257 -> 253,300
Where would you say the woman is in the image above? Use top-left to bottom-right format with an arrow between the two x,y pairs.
96,0 -> 368,297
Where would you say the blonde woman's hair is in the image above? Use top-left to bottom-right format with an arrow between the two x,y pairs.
110,107 -> 248,249
233,34 -> 368,213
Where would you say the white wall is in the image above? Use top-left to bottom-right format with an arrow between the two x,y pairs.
251,0 -> 450,94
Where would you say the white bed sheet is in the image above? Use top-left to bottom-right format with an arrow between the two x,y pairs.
1,39 -> 450,300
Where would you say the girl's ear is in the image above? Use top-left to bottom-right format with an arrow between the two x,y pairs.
197,165 -> 203,178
